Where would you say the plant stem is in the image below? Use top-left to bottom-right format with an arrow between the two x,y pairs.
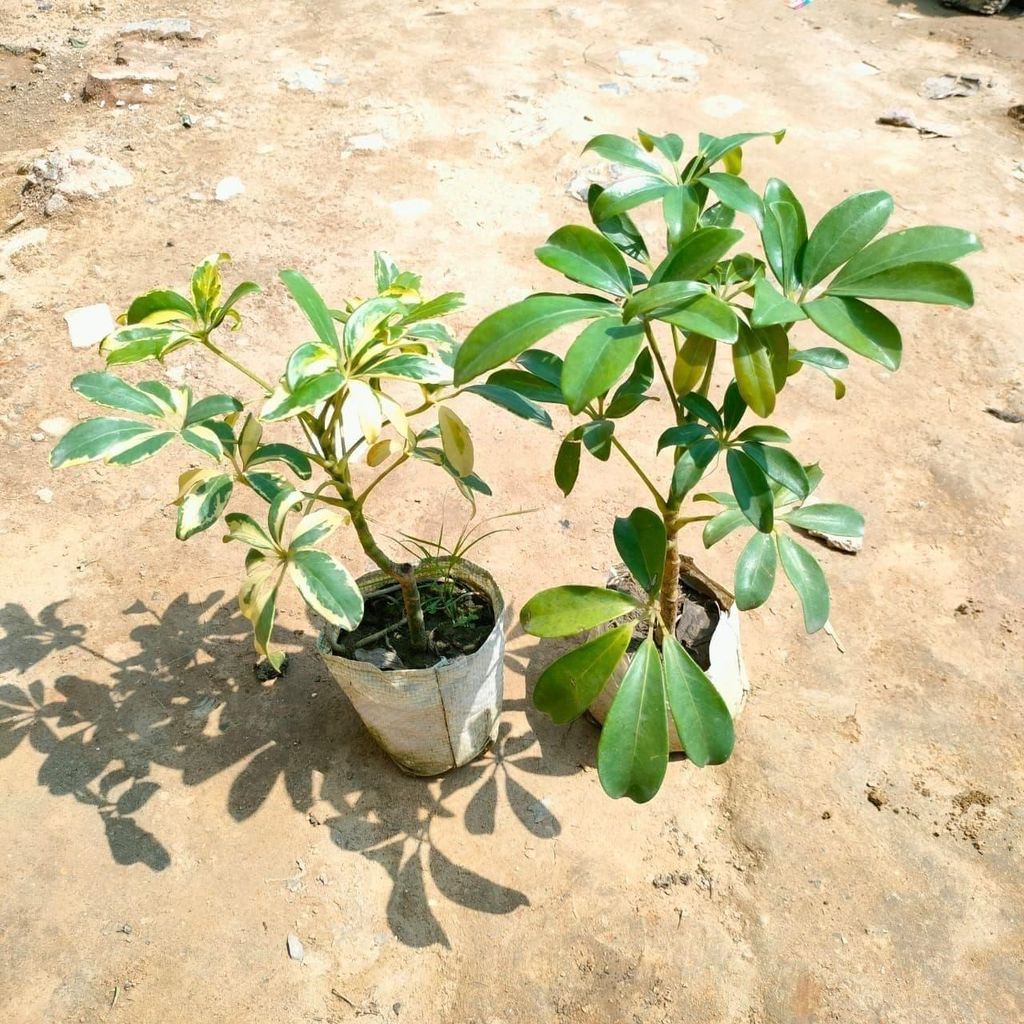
356,452 -> 409,505
203,339 -> 273,394
658,521 -> 682,646
609,436 -> 667,514
643,322 -> 682,423
334,476 -> 429,652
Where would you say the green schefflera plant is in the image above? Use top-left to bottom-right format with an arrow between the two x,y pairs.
50,253 -> 548,669
453,128 -> 980,803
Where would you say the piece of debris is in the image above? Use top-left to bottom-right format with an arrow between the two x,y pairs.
119,18 -> 206,42
866,784 -> 888,810
941,0 -> 1013,13
31,431 -> 45,442
652,871 -> 691,891
848,61 -> 881,77
23,149 -> 133,201
84,65 -> 180,105
255,655 -> 287,681
1008,105 -> 1024,130
353,647 -> 403,670
921,73 -> 983,101
791,497 -> 863,554
64,304 -> 116,350
36,488 -> 54,504
347,132 -> 386,153
214,176 -> 244,202
598,81 -> 629,96
3,213 -> 26,233
986,406 -> 1023,423
281,68 -> 326,93
286,934 -> 304,961
954,598 -> 982,617
32,62 -> 46,74
877,108 -> 960,139
39,416 -> 73,437
43,194 -> 70,218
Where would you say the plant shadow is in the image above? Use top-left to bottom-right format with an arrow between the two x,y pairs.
0,596 -> 585,946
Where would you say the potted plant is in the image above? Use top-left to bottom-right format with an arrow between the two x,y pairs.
453,127 -> 980,802
49,253 -> 551,776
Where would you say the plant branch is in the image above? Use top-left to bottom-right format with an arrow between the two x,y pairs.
356,451 -> 410,506
643,322 -> 682,423
202,339 -> 272,394
609,436 -> 667,514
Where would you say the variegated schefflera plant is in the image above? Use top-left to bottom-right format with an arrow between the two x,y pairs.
453,128 -> 980,803
50,254 -> 551,669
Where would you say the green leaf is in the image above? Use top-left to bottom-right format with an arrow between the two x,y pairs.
486,368 -> 563,404
699,173 -> 764,227
726,449 -> 774,531
584,133 -> 664,174
622,281 -> 707,323
399,291 -> 465,326
70,372 -> 168,417
742,443 -> 809,500
680,393 -> 722,429
637,129 -> 684,163
662,186 -> 700,248
561,318 -> 645,414
289,508 -> 345,550
761,201 -> 804,292
102,326 -> 189,365
224,512 -> 278,552
662,633 -> 734,766
734,531 -> 777,610
246,443 -> 313,479
657,423 -> 710,453
245,470 -> 289,503
698,129 -> 785,171
345,297 -> 407,356
672,334 -> 716,396
125,289 -> 195,324
533,623 -> 633,724
751,278 -> 806,327
721,381 -> 746,433
763,178 -> 807,246
464,384 -> 552,428
268,488 -> 304,545
702,508 -> 749,548
613,507 -> 666,594
586,185 -> 649,262
374,251 -> 398,291
279,270 -> 341,352
670,438 -> 720,502
732,325 -> 777,417
591,175 -> 673,222
803,296 -> 901,370
554,436 -> 582,496
661,294 -> 739,343
581,419 -> 614,461
790,347 -> 849,371
455,294 -> 615,385
801,190 -> 893,287
105,430 -> 175,466
783,503 -> 864,537
180,424 -> 225,460
734,425 -> 791,443
777,533 -> 830,633
213,281 -> 261,325
826,262 -> 974,307
831,226 -> 981,286
516,348 -> 564,387
185,394 -> 243,425
536,226 -> 634,298
50,418 -> 160,468
597,638 -> 668,803
520,585 -> 640,638
650,227 -> 743,285
176,473 -> 233,540
262,370 -> 345,421
285,341 -> 337,390
369,354 -> 452,384
700,203 -> 735,229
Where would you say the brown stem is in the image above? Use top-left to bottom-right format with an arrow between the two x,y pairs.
334,477 -> 429,652
658,522 -> 682,647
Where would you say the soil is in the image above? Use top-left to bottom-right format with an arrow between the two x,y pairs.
333,577 -> 496,670
2,2 -> 1023,1023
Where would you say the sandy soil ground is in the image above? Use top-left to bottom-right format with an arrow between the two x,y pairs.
1,1 -> 1023,1021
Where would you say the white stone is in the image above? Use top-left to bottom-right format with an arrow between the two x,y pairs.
36,488 -> 54,504
64,303 -> 116,350
389,198 -> 431,219
27,149 -> 132,200
214,176 -> 244,202
281,68 -> 325,93
120,18 -> 205,41
39,417 -> 74,437
347,132 -> 386,153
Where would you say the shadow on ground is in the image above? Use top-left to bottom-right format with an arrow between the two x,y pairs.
0,595 -> 583,946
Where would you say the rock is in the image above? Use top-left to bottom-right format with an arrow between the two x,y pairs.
286,934 -> 304,961
84,65 -> 180,105
389,198 -> 431,219
921,73 -> 983,101
30,431 -> 45,442
39,416 -> 73,437
25,149 -> 133,200
347,132 -> 386,153
43,194 -> 69,217
214,176 -> 244,202
281,68 -> 325,93
119,18 -> 206,42
598,82 -> 629,96
36,488 -> 54,504
64,304 -> 116,350
31,63 -> 46,74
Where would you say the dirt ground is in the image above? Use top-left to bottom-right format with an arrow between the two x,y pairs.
2,1 -> 1023,1021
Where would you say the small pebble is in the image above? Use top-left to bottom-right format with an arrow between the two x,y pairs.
214,176 -> 244,202
286,933 -> 304,961
36,488 -> 54,504
32,63 -> 47,74
31,430 -> 45,442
